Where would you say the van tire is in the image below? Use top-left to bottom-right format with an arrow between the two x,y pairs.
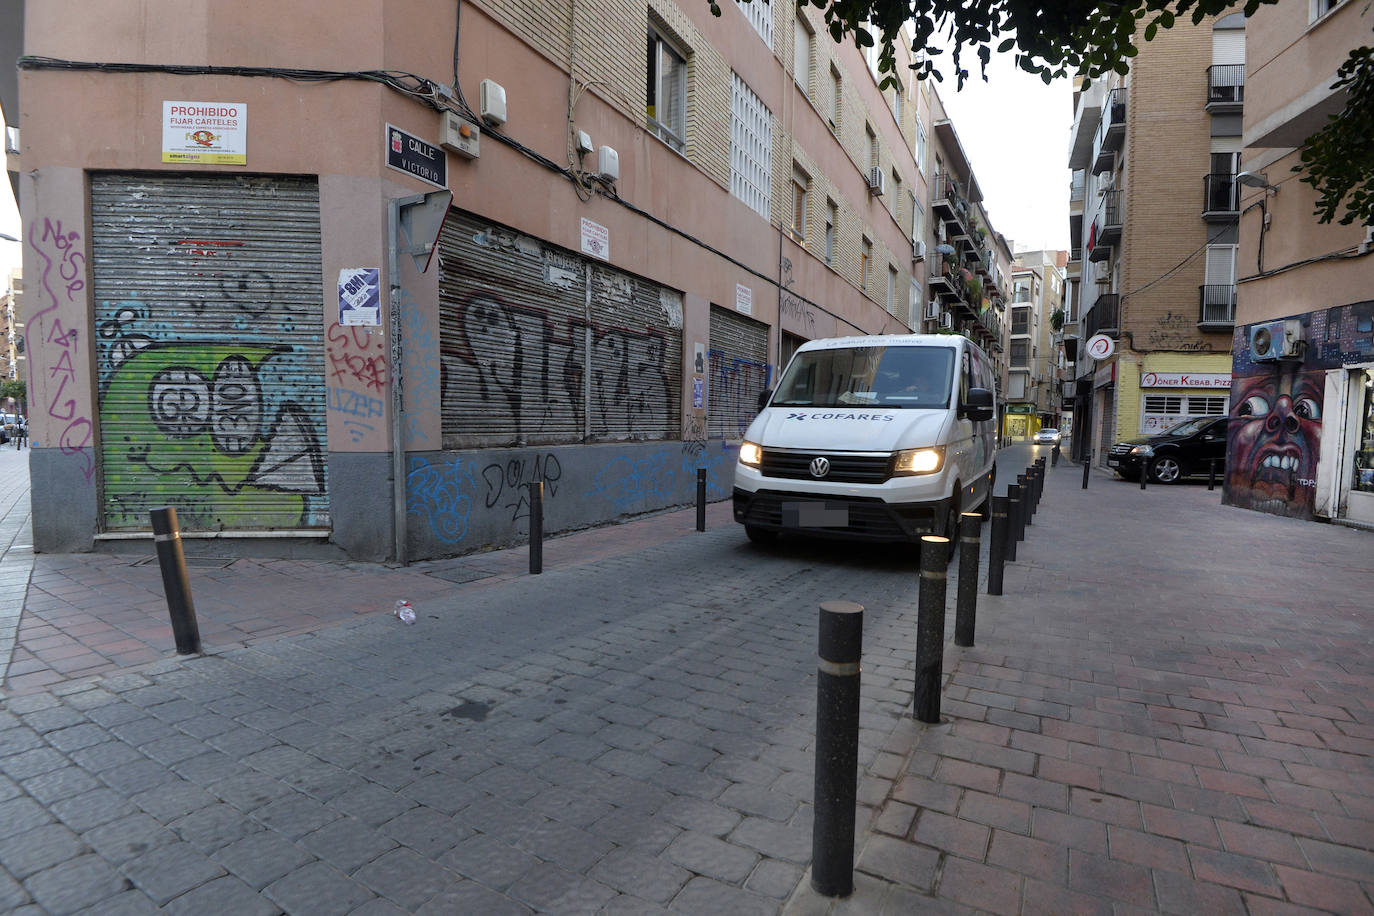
943,488 -> 961,563
745,525 -> 777,545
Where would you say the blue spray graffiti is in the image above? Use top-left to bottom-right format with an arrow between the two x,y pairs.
407,455 -> 476,544
401,289 -> 440,445
586,450 -> 676,507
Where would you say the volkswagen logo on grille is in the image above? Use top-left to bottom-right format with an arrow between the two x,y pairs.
809,456 -> 831,478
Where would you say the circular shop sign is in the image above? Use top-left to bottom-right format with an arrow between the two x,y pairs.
1086,334 -> 1116,360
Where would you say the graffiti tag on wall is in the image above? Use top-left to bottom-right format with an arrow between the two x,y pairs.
441,292 -> 674,442
326,322 -> 388,444
28,218 -> 95,479
708,349 -> 771,439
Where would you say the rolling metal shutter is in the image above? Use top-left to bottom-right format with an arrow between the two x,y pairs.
708,305 -> 770,439
437,211 -> 682,447
90,173 -> 328,532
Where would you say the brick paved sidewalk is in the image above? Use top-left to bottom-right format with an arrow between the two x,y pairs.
787,460 -> 1374,914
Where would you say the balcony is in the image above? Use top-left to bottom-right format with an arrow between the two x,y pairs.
1084,292 -> 1120,339
1206,64 -> 1245,113
931,172 -> 977,242
928,252 -> 968,305
1069,246 -> 1082,263
1202,173 -> 1239,220
1198,284 -> 1236,330
1088,190 -> 1123,262
1091,89 -> 1126,175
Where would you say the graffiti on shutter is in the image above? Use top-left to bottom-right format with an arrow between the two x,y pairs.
708,305 -> 771,439
437,211 -> 682,448
91,173 -> 328,531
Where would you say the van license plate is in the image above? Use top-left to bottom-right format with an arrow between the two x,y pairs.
782,502 -> 849,528
1107,458 -> 1119,467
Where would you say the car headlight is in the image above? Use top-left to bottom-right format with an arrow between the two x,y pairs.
739,441 -> 763,467
1130,445 -> 1153,456
893,446 -> 945,476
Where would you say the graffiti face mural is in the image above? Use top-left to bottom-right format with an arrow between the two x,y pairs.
101,343 -> 326,529
1228,366 -> 1323,516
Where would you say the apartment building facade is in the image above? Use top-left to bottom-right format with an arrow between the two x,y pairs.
1,268 -> 20,383
12,0 -> 1013,560
1066,15 -> 1240,466
1227,0 -> 1374,525
1004,250 -> 1066,440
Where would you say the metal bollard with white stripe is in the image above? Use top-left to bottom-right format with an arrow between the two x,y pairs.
150,507 -> 202,655
811,600 -> 864,898
914,536 -> 948,724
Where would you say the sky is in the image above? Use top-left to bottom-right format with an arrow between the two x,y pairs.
928,48 -> 1074,255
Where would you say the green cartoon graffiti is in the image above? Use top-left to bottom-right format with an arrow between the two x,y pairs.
100,344 -> 327,530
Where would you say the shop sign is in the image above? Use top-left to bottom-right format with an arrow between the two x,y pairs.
386,124 -> 447,189
1140,371 -> 1231,389
1094,360 -> 1116,387
163,101 -> 247,165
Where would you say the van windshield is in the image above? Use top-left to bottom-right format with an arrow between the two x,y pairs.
771,345 -> 953,409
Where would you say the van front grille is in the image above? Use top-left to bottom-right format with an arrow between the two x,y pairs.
760,450 -> 892,484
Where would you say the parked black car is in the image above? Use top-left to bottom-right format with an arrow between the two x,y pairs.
1107,416 -> 1230,484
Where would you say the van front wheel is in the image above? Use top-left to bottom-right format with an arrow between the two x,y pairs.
942,490 -> 961,564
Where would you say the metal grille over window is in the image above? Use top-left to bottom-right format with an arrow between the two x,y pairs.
731,73 -> 773,221
735,0 -> 772,48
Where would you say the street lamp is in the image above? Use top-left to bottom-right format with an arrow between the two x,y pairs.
1236,171 -> 1279,195
0,232 -> 18,242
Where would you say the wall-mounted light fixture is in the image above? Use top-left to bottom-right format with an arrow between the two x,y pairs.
1236,171 -> 1280,194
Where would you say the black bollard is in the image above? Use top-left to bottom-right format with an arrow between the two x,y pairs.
955,512 -> 980,647
529,480 -> 544,575
1208,458 -> 1217,491
811,600 -> 864,898
1037,458 -> 1047,498
914,536 -> 948,724
987,496 -> 1008,596
1082,451 -> 1092,489
696,468 -> 707,532
149,508 -> 202,655
1140,463 -> 1148,490
1005,485 -> 1021,562
1052,443 -> 1060,467
1019,473 -> 1032,527
1035,460 -> 1045,504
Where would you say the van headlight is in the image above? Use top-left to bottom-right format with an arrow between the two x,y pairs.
739,441 -> 763,467
893,446 -> 944,476
1130,445 -> 1154,457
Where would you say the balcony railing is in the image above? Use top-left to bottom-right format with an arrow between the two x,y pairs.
1069,246 -> 1083,263
1198,284 -> 1236,328
931,172 -> 977,241
1092,88 -> 1126,174
1084,292 -> 1120,339
1070,175 -> 1086,202
1206,64 -> 1245,112
1088,190 -> 1124,261
1202,173 -> 1239,220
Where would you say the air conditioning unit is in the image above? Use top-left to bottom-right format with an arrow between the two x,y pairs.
940,311 -> 953,329
1249,319 -> 1304,361
867,167 -> 885,196
925,299 -> 941,320
912,239 -> 926,261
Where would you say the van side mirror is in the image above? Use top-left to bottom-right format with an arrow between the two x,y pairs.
962,387 -> 994,422
757,388 -> 773,410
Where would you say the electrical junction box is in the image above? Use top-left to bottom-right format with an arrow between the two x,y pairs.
575,130 -> 594,155
440,111 -> 480,159
479,79 -> 507,127
598,145 -> 619,182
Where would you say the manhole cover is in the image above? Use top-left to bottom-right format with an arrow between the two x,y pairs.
426,566 -> 496,584
132,556 -> 238,569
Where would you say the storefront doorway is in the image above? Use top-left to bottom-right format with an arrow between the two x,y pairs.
1347,369 -> 1374,525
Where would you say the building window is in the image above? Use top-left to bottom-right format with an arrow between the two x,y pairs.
1312,0 -> 1345,21
731,72 -> 772,220
793,17 -> 812,94
866,124 -> 879,171
891,170 -> 902,220
887,265 -> 898,313
892,84 -> 903,124
736,0 -> 773,48
1012,307 -> 1031,336
860,236 -> 872,290
829,65 -> 841,130
1011,340 -> 1029,368
1014,280 -> 1031,303
791,165 -> 810,239
825,199 -> 837,265
646,27 -> 687,152
912,196 -> 924,247
916,121 -> 927,175
1141,394 -> 1228,433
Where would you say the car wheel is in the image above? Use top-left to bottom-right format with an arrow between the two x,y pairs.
941,489 -> 961,564
744,525 -> 777,545
1149,456 -> 1184,484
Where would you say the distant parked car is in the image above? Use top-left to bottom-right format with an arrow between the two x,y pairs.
1033,428 -> 1061,446
1107,417 -> 1230,484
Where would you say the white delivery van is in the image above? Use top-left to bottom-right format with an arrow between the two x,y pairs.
732,334 -> 998,552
